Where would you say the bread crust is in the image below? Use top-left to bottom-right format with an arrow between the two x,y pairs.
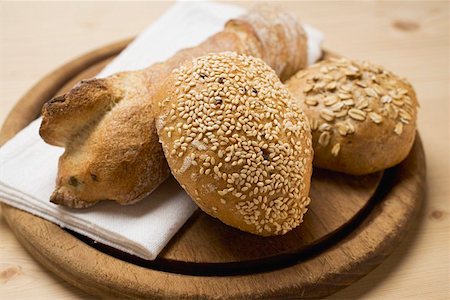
44,72 -> 171,207
40,6 -> 308,208
286,58 -> 418,175
156,52 -> 313,236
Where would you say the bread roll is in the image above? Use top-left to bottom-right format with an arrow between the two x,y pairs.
156,52 -> 313,236
286,58 -> 419,175
40,6 -> 308,208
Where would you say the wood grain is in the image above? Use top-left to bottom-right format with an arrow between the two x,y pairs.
0,1 -> 447,299
0,35 -> 424,299
47,49 -> 382,267
158,168 -> 380,264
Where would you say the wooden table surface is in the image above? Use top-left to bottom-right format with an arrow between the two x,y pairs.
0,1 -> 448,299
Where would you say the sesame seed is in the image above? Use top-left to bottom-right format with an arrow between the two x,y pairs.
159,52 -> 313,235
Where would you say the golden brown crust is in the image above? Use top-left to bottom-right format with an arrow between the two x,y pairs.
156,52 -> 313,236
40,6 -> 309,208
225,5 -> 308,81
286,58 -> 418,175
40,77 -> 119,147
46,72 -> 171,207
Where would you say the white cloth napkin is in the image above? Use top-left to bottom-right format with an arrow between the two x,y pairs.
0,1 -> 323,260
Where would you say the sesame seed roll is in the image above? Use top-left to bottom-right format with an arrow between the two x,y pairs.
156,52 -> 313,236
286,58 -> 419,175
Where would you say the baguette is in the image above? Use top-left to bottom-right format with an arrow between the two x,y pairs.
40,6 -> 309,208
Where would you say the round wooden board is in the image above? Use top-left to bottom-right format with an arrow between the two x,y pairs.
0,40 -> 426,298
